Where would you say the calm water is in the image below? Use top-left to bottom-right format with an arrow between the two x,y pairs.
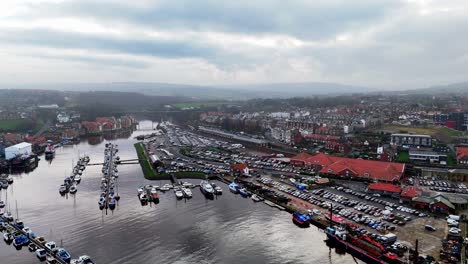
0,121 -> 359,264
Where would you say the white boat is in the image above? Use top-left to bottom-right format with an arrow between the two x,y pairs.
74,175 -> 82,183
137,187 -> 144,194
22,227 -> 33,235
59,185 -> 68,194
46,254 -> 56,264
45,241 -> 58,252
182,188 -> 192,198
182,182 -> 193,188
6,176 -> 13,184
174,188 -> 184,199
4,211 -> 13,221
0,201 -> 5,208
71,255 -> 95,264
211,183 -> 223,195
3,232 -> 13,243
251,194 -> 264,202
36,248 -> 47,260
139,193 -> 148,202
69,185 -> 78,194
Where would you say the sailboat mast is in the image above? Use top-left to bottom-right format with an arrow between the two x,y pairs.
15,200 -> 19,219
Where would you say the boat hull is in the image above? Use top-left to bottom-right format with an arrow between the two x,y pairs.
326,233 -> 387,264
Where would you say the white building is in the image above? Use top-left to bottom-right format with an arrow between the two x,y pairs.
270,112 -> 290,119
57,113 -> 71,123
5,142 -> 32,160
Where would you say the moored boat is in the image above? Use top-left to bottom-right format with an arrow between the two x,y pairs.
229,182 -> 239,193
3,232 -> 14,243
251,194 -> 264,202
200,180 -> 214,198
211,182 -> 223,195
292,212 -> 311,227
36,248 -> 47,260
174,187 -> 184,199
69,185 -> 78,194
57,248 -> 72,263
238,188 -> 250,197
150,188 -> 159,202
181,187 -> 192,198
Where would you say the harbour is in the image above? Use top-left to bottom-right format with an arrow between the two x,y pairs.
0,121 -> 360,264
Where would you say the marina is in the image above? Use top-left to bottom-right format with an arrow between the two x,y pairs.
0,121 -> 360,264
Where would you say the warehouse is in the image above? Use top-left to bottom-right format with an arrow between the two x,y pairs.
5,142 -> 32,160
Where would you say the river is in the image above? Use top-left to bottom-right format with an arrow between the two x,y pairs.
0,120 -> 360,264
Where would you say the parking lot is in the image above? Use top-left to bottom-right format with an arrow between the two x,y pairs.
255,175 -> 448,256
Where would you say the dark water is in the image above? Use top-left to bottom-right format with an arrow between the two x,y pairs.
0,121 -> 359,264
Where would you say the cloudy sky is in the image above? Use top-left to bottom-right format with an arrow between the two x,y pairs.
0,0 -> 467,89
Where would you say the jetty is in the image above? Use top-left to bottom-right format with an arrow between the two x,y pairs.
0,215 -> 67,264
99,143 -> 120,213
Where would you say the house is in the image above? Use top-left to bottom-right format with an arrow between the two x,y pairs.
367,183 -> 402,198
391,134 -> 432,147
230,163 -> 250,176
412,194 -> 455,214
307,153 -> 406,183
400,186 -> 421,203
290,152 -> 314,167
456,146 -> 468,166
81,121 -> 102,135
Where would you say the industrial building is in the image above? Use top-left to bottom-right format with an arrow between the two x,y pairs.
4,142 -> 32,160
390,133 -> 432,147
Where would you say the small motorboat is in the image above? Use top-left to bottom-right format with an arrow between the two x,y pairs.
139,193 -> 148,203
74,175 -> 82,183
28,243 -> 38,252
229,183 -> 239,193
0,180 -> 9,189
174,188 -> 184,199
59,185 -> 68,195
72,255 -> 95,264
251,194 -> 264,202
3,232 -> 14,243
211,183 -> 223,195
46,254 -> 56,264
22,226 -> 33,236
6,176 -> 14,184
182,188 -> 192,198
137,187 -> 144,194
238,188 -> 249,198
150,188 -> 159,201
4,211 -> 14,221
98,198 -> 105,210
14,219 -> 24,230
292,212 -> 311,227
45,241 -> 58,252
57,248 -> 72,263
13,236 -> 23,247
36,236 -> 47,245
108,198 -> 116,210
69,185 -> 78,194
36,248 -> 47,260
0,201 -> 5,208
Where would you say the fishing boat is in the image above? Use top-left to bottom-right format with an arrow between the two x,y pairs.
251,194 -> 264,202
292,212 -> 311,227
69,185 -> 78,194
200,180 -> 215,198
150,188 -> 160,202
57,248 -> 72,263
36,248 -> 47,260
229,182 -> 240,193
238,188 -> 249,197
211,182 -> 223,195
182,188 -> 192,198
174,187 -> 184,199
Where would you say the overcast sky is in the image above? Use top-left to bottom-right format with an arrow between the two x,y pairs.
0,0 -> 467,89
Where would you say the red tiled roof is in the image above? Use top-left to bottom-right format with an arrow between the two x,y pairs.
308,153 -> 405,182
401,186 -> 420,199
457,146 -> 468,160
231,163 -> 248,171
290,152 -> 314,162
368,183 -> 402,193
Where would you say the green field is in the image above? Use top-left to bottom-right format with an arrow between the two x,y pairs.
0,119 -> 31,131
383,124 -> 464,143
134,143 -> 206,180
173,101 -> 226,108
